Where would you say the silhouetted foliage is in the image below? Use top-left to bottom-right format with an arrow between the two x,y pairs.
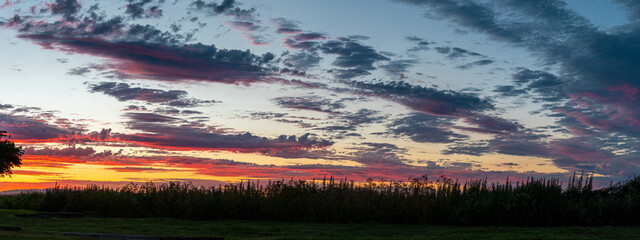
2,173 -> 640,226
0,131 -> 23,176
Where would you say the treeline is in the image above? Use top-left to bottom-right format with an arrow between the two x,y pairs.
1,173 -> 640,226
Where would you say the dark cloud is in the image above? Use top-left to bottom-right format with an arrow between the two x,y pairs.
552,95 -> 640,138
527,75 -> 563,89
351,81 -> 494,116
512,68 -> 558,85
247,111 -> 288,120
318,37 -> 390,79
460,115 -> 523,135
353,80 -> 522,138
551,136 -> 640,176
266,148 -> 337,160
493,68 -> 567,101
394,0 -> 521,42
48,0 -> 82,20
169,23 -> 181,33
89,82 -> 180,103
125,0 -> 164,19
273,96 -> 345,114
455,59 -> 494,69
405,36 -> 426,42
0,104 -> 14,110
442,128 -> 640,178
153,107 -> 181,115
8,6 -> 275,84
181,110 -> 203,115
435,46 -> 484,58
153,108 -> 203,116
282,33 -> 383,78
338,109 -> 385,128
492,140 -> 550,157
89,82 -> 212,108
329,68 -> 371,80
615,0 -> 640,21
275,119 -> 316,129
347,142 -> 409,165
442,142 -> 491,156
19,35 -> 274,83
388,113 -> 466,143
0,113 -> 71,140
316,109 -> 386,135
283,32 -> 326,50
11,107 -> 42,113
67,67 -> 92,76
123,105 -> 148,111
84,16 -> 127,37
405,36 -> 431,51
440,130 -> 551,160
190,0 -> 237,16
379,59 -> 418,77
190,0 -> 267,45
121,24 -> 181,44
278,32 -> 328,71
119,113 -> 333,153
282,51 -> 321,70
292,32 -> 327,41
509,68 -> 567,102
0,113 -> 111,144
24,146 -> 96,157
493,85 -> 527,97
168,99 -> 217,108
125,112 -> 180,123
272,17 -> 301,34
226,20 -> 260,33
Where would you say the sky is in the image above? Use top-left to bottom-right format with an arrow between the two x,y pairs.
0,0 -> 639,191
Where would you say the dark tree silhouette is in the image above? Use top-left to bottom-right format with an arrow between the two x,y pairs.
0,131 -> 23,176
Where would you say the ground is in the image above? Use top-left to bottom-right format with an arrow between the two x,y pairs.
1,209 -> 639,239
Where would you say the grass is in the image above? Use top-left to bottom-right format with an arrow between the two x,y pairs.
1,209 -> 640,240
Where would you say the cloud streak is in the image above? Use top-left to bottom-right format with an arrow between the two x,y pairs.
88,82 -> 216,107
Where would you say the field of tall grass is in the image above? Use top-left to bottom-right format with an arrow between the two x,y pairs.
2,173 -> 639,226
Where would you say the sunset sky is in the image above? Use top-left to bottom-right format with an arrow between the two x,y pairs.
1,0 -> 639,190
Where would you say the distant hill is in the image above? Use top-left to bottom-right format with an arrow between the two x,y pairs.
0,189 -> 45,196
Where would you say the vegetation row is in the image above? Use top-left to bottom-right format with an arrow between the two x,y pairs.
2,173 -> 640,226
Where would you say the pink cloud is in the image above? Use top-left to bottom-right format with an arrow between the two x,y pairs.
0,0 -> 19,9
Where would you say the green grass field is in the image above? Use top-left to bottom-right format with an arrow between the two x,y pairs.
1,209 -> 639,240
